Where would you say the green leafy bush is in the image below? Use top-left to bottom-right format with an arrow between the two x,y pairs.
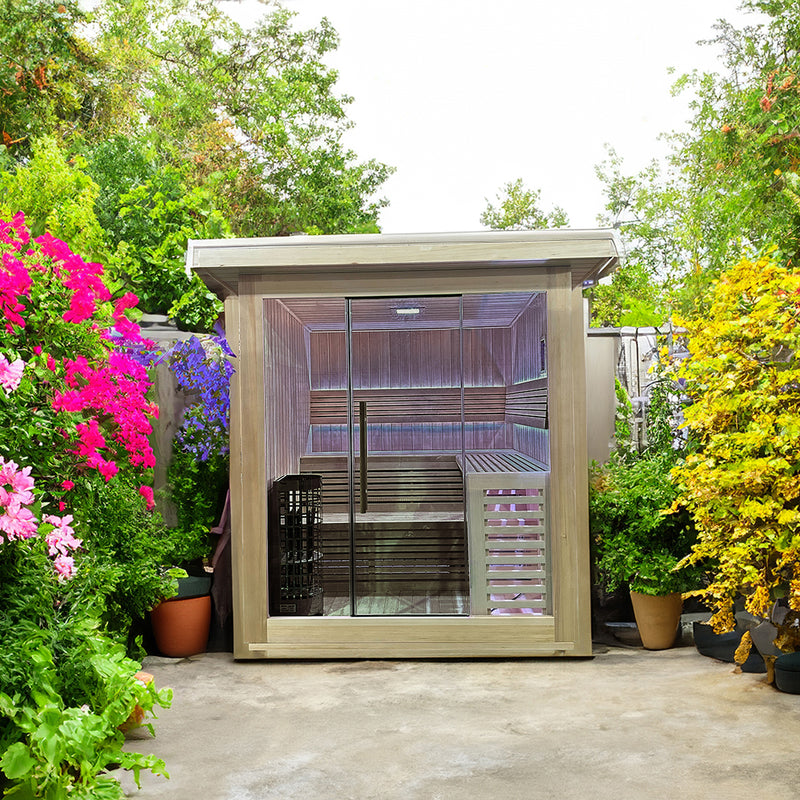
590,382 -> 702,596
0,536 -> 172,799
590,453 -> 700,595
67,471 -> 178,653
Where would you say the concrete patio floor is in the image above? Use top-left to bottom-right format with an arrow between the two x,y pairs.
116,643 -> 800,800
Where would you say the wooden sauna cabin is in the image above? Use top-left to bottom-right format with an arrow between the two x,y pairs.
186,229 -> 621,659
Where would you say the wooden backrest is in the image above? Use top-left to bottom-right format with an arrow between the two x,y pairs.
299,453 -> 464,513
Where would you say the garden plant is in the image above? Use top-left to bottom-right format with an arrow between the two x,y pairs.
163,329 -> 234,568
590,380 -> 701,599
0,213 -> 174,797
669,247 -> 800,657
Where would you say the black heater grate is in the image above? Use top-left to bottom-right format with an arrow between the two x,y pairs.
269,474 -> 323,615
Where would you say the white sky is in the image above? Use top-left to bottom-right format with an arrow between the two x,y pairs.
226,0 -> 751,233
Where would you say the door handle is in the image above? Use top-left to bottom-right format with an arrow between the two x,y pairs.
359,401 -> 368,513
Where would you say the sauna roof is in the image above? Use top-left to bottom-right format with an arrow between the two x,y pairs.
186,228 -> 621,296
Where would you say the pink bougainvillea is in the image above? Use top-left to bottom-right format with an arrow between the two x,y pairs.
139,484 -> 155,510
0,461 -> 83,579
0,353 -> 24,392
0,457 -> 39,543
0,213 -> 161,579
43,514 -> 82,559
0,213 -> 159,484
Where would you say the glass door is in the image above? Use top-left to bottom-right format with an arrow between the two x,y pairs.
347,297 -> 469,615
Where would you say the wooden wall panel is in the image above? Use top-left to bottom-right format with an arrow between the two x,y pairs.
263,300 -> 311,481
511,424 -> 550,466
512,292 -> 548,384
230,283 -> 269,654
309,422 -> 509,454
309,327 -> 510,391
309,331 -> 346,391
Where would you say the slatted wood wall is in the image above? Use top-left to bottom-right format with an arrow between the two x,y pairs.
512,292 -> 548,383
264,299 -> 311,484
298,293 -> 550,463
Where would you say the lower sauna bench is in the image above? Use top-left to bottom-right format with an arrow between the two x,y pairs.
457,452 -> 549,617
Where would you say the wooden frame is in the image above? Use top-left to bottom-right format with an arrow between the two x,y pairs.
188,230 -> 620,659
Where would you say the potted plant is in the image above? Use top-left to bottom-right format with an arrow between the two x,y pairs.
590,383 -> 702,649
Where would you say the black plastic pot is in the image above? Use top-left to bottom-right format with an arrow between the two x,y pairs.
774,653 -> 800,694
692,621 -> 766,673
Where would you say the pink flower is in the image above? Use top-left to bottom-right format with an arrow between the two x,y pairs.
0,354 -> 24,392
53,554 -> 75,580
0,500 -> 38,540
113,292 -> 142,339
74,418 -> 106,456
43,514 -> 82,556
139,485 -> 155,510
62,287 -> 96,324
86,454 -> 118,482
61,480 -> 74,491
0,458 -> 34,506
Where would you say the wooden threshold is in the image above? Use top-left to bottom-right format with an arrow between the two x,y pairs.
238,615 -> 576,659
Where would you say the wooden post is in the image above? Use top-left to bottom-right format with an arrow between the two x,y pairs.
228,282 -> 269,658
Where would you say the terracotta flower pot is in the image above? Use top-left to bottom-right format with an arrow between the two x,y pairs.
630,591 -> 683,650
119,670 -> 154,733
150,595 -> 211,658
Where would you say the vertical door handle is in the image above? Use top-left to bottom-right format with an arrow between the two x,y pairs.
359,401 -> 368,513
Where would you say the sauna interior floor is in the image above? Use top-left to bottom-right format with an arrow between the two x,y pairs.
322,590 -> 468,616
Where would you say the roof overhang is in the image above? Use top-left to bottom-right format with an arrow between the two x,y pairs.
186,228 -> 622,298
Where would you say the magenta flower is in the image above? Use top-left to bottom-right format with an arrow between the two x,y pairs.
74,418 -> 107,456
0,354 -> 24,392
139,484 -> 155,510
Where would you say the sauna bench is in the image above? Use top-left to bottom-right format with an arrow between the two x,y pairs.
456,450 -> 546,474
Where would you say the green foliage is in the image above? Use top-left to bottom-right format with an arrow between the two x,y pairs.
91,0 -> 392,239
592,3 -> 800,321
165,449 -> 228,566
66,471 -> 177,651
612,377 -> 635,463
590,453 -> 700,596
668,34 -> 800,313
590,381 -> 700,596
590,148 -> 678,327
0,2 -> 392,329
112,165 -> 229,326
668,250 -> 800,634
0,539 -> 171,798
480,178 -> 569,230
0,0 -> 99,154
0,137 -> 108,265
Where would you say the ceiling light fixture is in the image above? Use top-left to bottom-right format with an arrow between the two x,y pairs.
394,307 -> 421,315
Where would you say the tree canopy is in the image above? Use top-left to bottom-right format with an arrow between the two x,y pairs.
0,0 -> 392,329
480,179 -> 568,231
595,0 -> 800,324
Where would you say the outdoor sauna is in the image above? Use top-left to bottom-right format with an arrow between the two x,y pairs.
186,229 -> 620,658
